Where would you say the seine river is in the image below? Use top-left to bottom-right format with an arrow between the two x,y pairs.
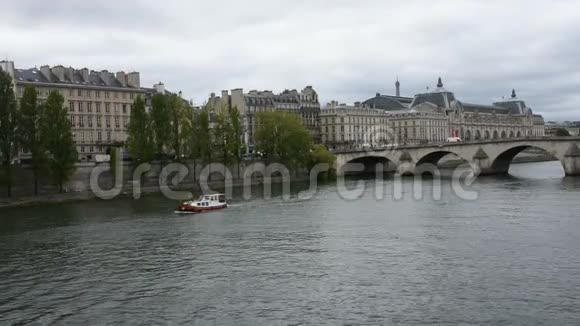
1,161 -> 579,325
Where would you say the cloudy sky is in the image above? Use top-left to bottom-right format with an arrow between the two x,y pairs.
2,0 -> 579,120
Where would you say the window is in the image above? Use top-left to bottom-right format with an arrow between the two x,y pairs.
130,93 -> 134,100
105,103 -> 110,113
89,146 -> 94,153
122,104 -> 127,114
69,89 -> 74,96
69,101 -> 74,112
78,102 -> 83,112
107,131 -> 111,142
96,102 -> 101,113
97,132 -> 102,142
122,92 -> 127,99
96,116 -> 102,128
106,117 -> 111,128
87,116 -> 93,128
81,146 -> 85,153
87,102 -> 92,113
96,90 -> 101,98
70,115 -> 74,126
123,117 -> 128,128
115,116 -> 120,128
114,103 -> 119,114
78,89 -> 82,96
105,91 -> 110,99
79,116 -> 85,127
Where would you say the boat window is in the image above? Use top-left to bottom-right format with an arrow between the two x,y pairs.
219,195 -> 225,203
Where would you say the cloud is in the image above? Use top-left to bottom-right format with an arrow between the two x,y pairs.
1,0 -> 579,120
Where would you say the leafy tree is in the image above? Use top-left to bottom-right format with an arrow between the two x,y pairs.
127,96 -> 154,163
228,106 -> 243,176
41,91 -> 77,193
168,94 -> 192,160
0,70 -> 19,197
310,144 -> 336,179
150,94 -> 172,158
196,107 -> 212,166
19,86 -> 45,195
213,110 -> 233,174
255,111 -> 312,173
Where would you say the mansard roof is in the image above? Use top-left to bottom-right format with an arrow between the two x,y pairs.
14,67 -> 137,89
362,93 -> 412,110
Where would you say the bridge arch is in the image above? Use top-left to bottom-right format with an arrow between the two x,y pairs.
341,154 -> 397,175
490,144 -> 562,175
415,150 -> 470,171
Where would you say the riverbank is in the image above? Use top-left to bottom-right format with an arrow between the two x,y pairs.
0,175 -> 312,209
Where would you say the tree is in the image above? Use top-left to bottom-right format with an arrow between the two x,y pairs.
19,86 -> 45,195
213,110 -> 233,174
150,94 -> 172,158
255,111 -> 312,173
554,128 -> 570,137
310,144 -> 336,179
228,106 -> 243,177
196,107 -> 212,166
127,96 -> 154,163
0,69 -> 19,197
41,91 -> 77,193
168,94 -> 192,160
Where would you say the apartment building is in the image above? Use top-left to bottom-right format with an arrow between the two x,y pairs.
1,60 -> 145,162
320,101 -> 389,150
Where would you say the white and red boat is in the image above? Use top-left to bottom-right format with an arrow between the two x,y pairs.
176,194 -> 227,214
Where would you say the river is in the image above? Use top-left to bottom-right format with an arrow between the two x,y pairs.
1,161 -> 579,325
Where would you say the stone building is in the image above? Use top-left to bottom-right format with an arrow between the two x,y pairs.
357,77 -> 545,145
421,78 -> 545,141
320,101 -> 389,149
388,104 -> 450,144
1,60 -> 147,162
208,86 -> 321,153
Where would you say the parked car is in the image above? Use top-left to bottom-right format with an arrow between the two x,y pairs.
446,137 -> 462,143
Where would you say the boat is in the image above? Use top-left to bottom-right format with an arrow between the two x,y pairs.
175,194 -> 227,214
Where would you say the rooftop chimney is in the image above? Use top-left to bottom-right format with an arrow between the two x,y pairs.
116,71 -> 127,86
52,65 -> 65,81
39,65 -> 51,81
127,72 -> 140,88
0,60 -> 15,78
80,68 -> 89,82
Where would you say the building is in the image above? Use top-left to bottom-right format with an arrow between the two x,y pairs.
388,104 -> 450,144
208,86 -> 321,153
422,79 -> 545,140
320,101 -> 389,149
0,60 -> 166,162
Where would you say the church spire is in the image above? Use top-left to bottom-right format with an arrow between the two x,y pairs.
511,89 -> 517,98
395,77 -> 400,97
437,77 -> 443,88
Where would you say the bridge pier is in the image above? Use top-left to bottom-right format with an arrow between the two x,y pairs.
562,157 -> 580,176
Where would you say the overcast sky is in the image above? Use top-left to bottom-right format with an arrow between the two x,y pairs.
1,0 -> 579,120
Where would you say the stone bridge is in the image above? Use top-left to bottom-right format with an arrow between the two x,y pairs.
335,137 -> 580,176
